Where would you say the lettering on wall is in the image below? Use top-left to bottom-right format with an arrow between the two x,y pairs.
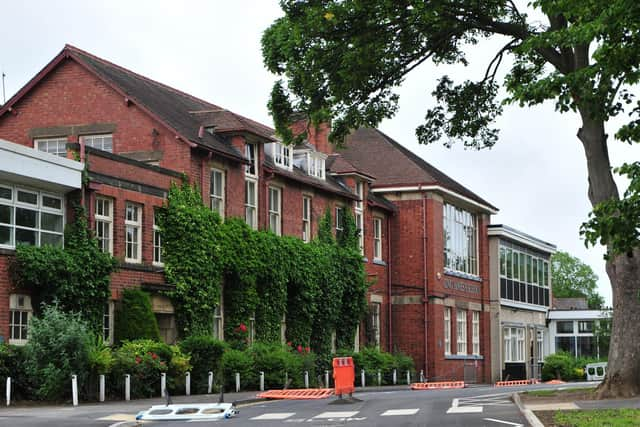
444,279 -> 481,295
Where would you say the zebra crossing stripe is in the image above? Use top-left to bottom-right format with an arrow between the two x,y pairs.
250,413 -> 296,420
313,411 -> 359,419
381,409 -> 420,416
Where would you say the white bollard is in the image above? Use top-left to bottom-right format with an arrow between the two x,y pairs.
71,375 -> 78,406
208,371 -> 213,394
420,370 -> 424,383
6,377 -> 10,406
259,371 -> 265,392
235,372 -> 240,392
160,373 -> 167,398
304,371 -> 309,389
125,374 -> 131,401
393,369 -> 397,385
99,375 -> 105,402
406,370 -> 410,385
185,372 -> 191,396
361,369 -> 366,387
377,370 -> 382,386
325,370 -> 330,388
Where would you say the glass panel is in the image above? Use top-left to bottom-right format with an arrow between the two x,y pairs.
506,248 -> 512,278
0,225 -> 11,245
526,255 -> 532,284
40,232 -> 63,247
0,205 -> 11,224
17,191 -> 37,205
42,195 -> 62,210
0,187 -> 11,200
513,252 -> 519,280
555,336 -> 576,354
41,212 -> 63,232
15,228 -> 36,245
557,321 -> 574,333
499,246 -> 506,276
578,321 -> 594,333
15,208 -> 37,227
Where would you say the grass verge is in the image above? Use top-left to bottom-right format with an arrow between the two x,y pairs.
553,408 -> 640,427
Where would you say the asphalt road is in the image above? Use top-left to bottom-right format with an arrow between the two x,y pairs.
0,382 -> 600,427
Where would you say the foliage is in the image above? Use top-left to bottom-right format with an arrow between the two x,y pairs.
110,339 -> 190,399
87,334 -> 114,375
114,289 -> 161,344
23,306 -> 92,401
0,344 -> 30,399
551,251 -> 604,309
335,347 -> 415,385
541,352 -> 605,382
594,317 -> 612,358
11,205 -> 117,331
221,348 -> 256,391
179,335 -> 227,394
554,408 -> 640,427
157,181 -> 222,337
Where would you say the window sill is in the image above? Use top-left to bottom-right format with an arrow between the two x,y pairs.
444,269 -> 482,282
120,262 -> 164,273
373,259 -> 386,266
0,247 -> 16,256
362,257 -> 368,263
445,354 -> 484,360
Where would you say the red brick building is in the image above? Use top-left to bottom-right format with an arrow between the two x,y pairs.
0,45 -> 496,382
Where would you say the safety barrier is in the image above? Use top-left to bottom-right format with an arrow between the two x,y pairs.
256,388 -> 334,400
585,362 -> 607,381
544,379 -> 566,385
410,381 -> 465,390
494,379 -> 539,387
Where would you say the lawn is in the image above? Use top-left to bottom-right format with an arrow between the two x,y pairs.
525,387 -> 596,398
553,409 -> 640,427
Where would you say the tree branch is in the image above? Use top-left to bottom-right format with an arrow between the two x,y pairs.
482,39 -> 519,83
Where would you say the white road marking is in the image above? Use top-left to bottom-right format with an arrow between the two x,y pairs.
381,409 -> 419,416
100,413 -> 136,421
483,417 -> 523,426
313,411 -> 359,419
250,412 -> 296,420
447,406 -> 483,414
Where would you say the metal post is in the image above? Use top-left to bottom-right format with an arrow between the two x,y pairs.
361,369 -> 366,387
125,374 -> 130,401
161,373 -> 167,398
377,370 -> 382,386
393,369 -> 397,385
406,370 -> 410,385
185,372 -> 191,396
420,370 -> 424,383
235,372 -> 240,393
208,371 -> 213,394
325,370 -> 330,388
99,375 -> 105,402
259,371 -> 265,391
304,371 -> 309,389
5,377 -> 10,406
71,375 -> 78,406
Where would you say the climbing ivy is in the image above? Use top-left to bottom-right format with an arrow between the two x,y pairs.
11,204 -> 117,331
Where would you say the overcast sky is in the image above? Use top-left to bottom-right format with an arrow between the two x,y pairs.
3,1 -> 638,305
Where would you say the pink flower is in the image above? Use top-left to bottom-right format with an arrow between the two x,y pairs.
305,346 -> 310,353
297,345 -> 303,353
287,341 -> 292,347
239,323 -> 247,332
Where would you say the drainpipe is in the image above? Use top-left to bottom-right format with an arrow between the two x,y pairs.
422,188 -> 428,379
387,214 -> 392,352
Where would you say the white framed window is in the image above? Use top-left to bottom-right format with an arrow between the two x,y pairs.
95,197 -> 113,254
9,294 -> 32,345
537,330 -> 544,362
213,304 -> 224,341
153,209 -> 163,266
354,182 -> 364,254
335,206 -> 344,234
503,327 -> 525,362
273,142 -> 292,169
373,217 -> 382,260
245,180 -> 257,230
268,186 -> 282,236
302,196 -> 311,242
81,134 -> 113,152
370,302 -> 381,349
472,311 -> 480,355
125,202 -> 142,263
306,152 -> 325,179
444,307 -> 451,355
456,309 -> 467,355
210,168 -> 225,218
245,143 -> 258,177
443,203 -> 477,275
103,301 -> 114,345
0,184 -> 64,249
35,137 -> 67,157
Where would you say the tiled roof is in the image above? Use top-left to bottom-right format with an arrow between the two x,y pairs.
326,154 -> 376,180
65,45 -> 273,160
337,128 -> 497,211
368,192 -> 396,212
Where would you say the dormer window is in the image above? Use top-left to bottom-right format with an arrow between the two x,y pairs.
306,153 -> 325,180
273,142 -> 292,170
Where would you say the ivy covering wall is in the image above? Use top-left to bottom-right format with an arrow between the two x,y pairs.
159,183 -> 369,358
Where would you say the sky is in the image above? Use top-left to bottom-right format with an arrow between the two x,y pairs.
2,1 -> 638,305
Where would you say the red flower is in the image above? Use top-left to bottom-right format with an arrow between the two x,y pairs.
287,341 -> 292,347
305,346 -> 310,353
135,356 -> 142,364
239,323 -> 247,332
151,353 -> 158,360
297,345 -> 303,353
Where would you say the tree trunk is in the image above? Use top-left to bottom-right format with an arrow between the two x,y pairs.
577,113 -> 640,398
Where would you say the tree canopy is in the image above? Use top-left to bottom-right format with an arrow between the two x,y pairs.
551,250 -> 605,309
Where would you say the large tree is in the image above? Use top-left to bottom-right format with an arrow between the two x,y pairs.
262,0 -> 640,397
551,251 -> 605,309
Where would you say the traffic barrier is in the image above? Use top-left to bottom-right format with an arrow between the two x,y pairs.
544,379 -> 566,385
257,388 -> 333,400
494,379 -> 539,387
586,362 -> 607,381
410,381 -> 465,390
333,357 -> 355,397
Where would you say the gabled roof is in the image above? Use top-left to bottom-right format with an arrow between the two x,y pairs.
326,154 -> 376,181
0,45 -> 275,161
190,109 -> 276,141
338,128 -> 498,212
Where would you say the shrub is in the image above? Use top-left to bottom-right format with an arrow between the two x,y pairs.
222,348 -> 255,391
114,289 -> 160,344
0,344 -> 31,399
23,306 -> 92,401
248,343 -> 288,389
542,352 -> 577,381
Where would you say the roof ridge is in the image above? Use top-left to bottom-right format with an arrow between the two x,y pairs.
64,44 -> 222,110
